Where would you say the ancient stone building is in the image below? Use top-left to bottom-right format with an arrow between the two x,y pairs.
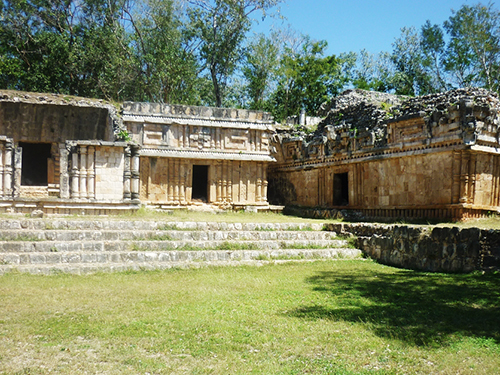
0,91 -> 274,214
122,102 -> 274,209
269,89 -> 500,220
0,91 -> 137,214
3,88 -> 500,220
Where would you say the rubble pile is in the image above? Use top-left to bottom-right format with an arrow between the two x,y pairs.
315,89 -> 403,136
278,88 -> 500,148
399,88 -> 500,118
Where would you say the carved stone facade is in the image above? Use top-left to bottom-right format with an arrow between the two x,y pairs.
270,89 -> 500,220
0,91 -> 274,214
3,88 -> 500,220
122,102 -> 274,208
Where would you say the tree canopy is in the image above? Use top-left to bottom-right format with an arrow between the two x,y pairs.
1,1 -> 500,122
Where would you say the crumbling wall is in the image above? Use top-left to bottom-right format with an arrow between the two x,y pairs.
0,91 -> 120,142
325,222 -> 500,272
270,88 -> 500,219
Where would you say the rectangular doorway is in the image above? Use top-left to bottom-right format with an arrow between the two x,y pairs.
333,172 -> 349,206
19,142 -> 52,186
192,165 -> 209,202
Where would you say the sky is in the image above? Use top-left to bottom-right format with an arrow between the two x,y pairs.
253,0 -> 474,55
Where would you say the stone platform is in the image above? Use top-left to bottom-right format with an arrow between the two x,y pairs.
0,219 -> 361,275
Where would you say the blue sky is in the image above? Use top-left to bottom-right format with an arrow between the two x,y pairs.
253,0 -> 473,55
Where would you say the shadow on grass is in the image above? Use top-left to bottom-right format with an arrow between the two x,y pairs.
288,267 -> 500,347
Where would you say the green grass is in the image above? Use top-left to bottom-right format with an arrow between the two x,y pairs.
10,206 -> 337,224
0,261 -> 498,374
0,234 -> 42,242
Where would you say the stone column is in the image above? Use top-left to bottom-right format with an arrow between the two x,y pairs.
131,146 -> 140,201
222,161 -> 227,201
180,161 -> 186,203
123,146 -> 131,201
217,162 -> 222,202
469,153 -> 477,205
13,146 -> 22,198
209,164 -> 216,203
262,163 -> 268,203
59,144 -> 70,199
79,146 -> 87,199
174,159 -> 179,203
87,146 -> 95,199
70,148 -> 80,199
168,159 -> 174,202
0,144 -> 4,197
459,151 -> 470,204
227,161 -> 233,202
3,141 -> 13,198
452,151 -> 461,204
256,162 -> 262,202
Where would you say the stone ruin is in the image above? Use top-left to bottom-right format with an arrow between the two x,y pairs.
270,88 -> 500,221
1,87 -> 500,220
0,90 -> 274,214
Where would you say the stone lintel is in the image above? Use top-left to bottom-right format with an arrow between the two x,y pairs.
139,148 -> 276,162
470,144 -> 500,154
66,140 -> 129,147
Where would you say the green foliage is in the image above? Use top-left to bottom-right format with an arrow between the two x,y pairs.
443,3 -> 500,92
243,33 -> 279,110
271,39 -> 344,122
129,0 -> 202,104
187,0 -> 283,107
116,129 -> 131,142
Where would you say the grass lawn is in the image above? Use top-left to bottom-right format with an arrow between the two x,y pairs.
0,260 -> 499,374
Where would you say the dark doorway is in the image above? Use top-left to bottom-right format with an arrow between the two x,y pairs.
19,142 -> 52,186
192,165 -> 209,202
333,172 -> 349,206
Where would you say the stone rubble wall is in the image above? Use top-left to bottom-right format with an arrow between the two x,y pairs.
324,222 -> 500,272
123,102 -> 273,122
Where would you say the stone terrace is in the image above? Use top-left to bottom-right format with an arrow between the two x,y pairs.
0,219 -> 361,275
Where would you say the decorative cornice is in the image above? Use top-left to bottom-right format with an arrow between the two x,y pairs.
139,148 -> 276,162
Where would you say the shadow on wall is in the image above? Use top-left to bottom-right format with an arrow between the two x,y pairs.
267,176 -> 296,205
286,267 -> 500,347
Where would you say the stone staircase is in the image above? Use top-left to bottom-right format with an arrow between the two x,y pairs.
0,219 -> 362,275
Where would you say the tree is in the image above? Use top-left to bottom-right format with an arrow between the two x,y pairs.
126,0 -> 201,104
186,0 -> 282,107
271,38 -> 343,122
391,27 -> 431,95
421,20 -> 448,92
0,0 -> 133,100
444,2 -> 500,92
242,33 -> 279,110
348,50 -> 396,92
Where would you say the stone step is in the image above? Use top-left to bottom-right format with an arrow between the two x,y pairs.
0,220 -> 327,232
0,248 -> 362,274
0,229 -> 337,242
0,239 -> 347,253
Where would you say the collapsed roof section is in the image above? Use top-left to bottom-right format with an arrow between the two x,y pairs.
272,88 -> 500,163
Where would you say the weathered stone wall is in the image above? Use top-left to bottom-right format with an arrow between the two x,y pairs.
271,89 -> 500,220
140,157 -> 268,205
324,222 -> 500,272
273,151 -> 460,209
94,145 -> 125,201
0,102 -> 113,143
124,102 -> 274,207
